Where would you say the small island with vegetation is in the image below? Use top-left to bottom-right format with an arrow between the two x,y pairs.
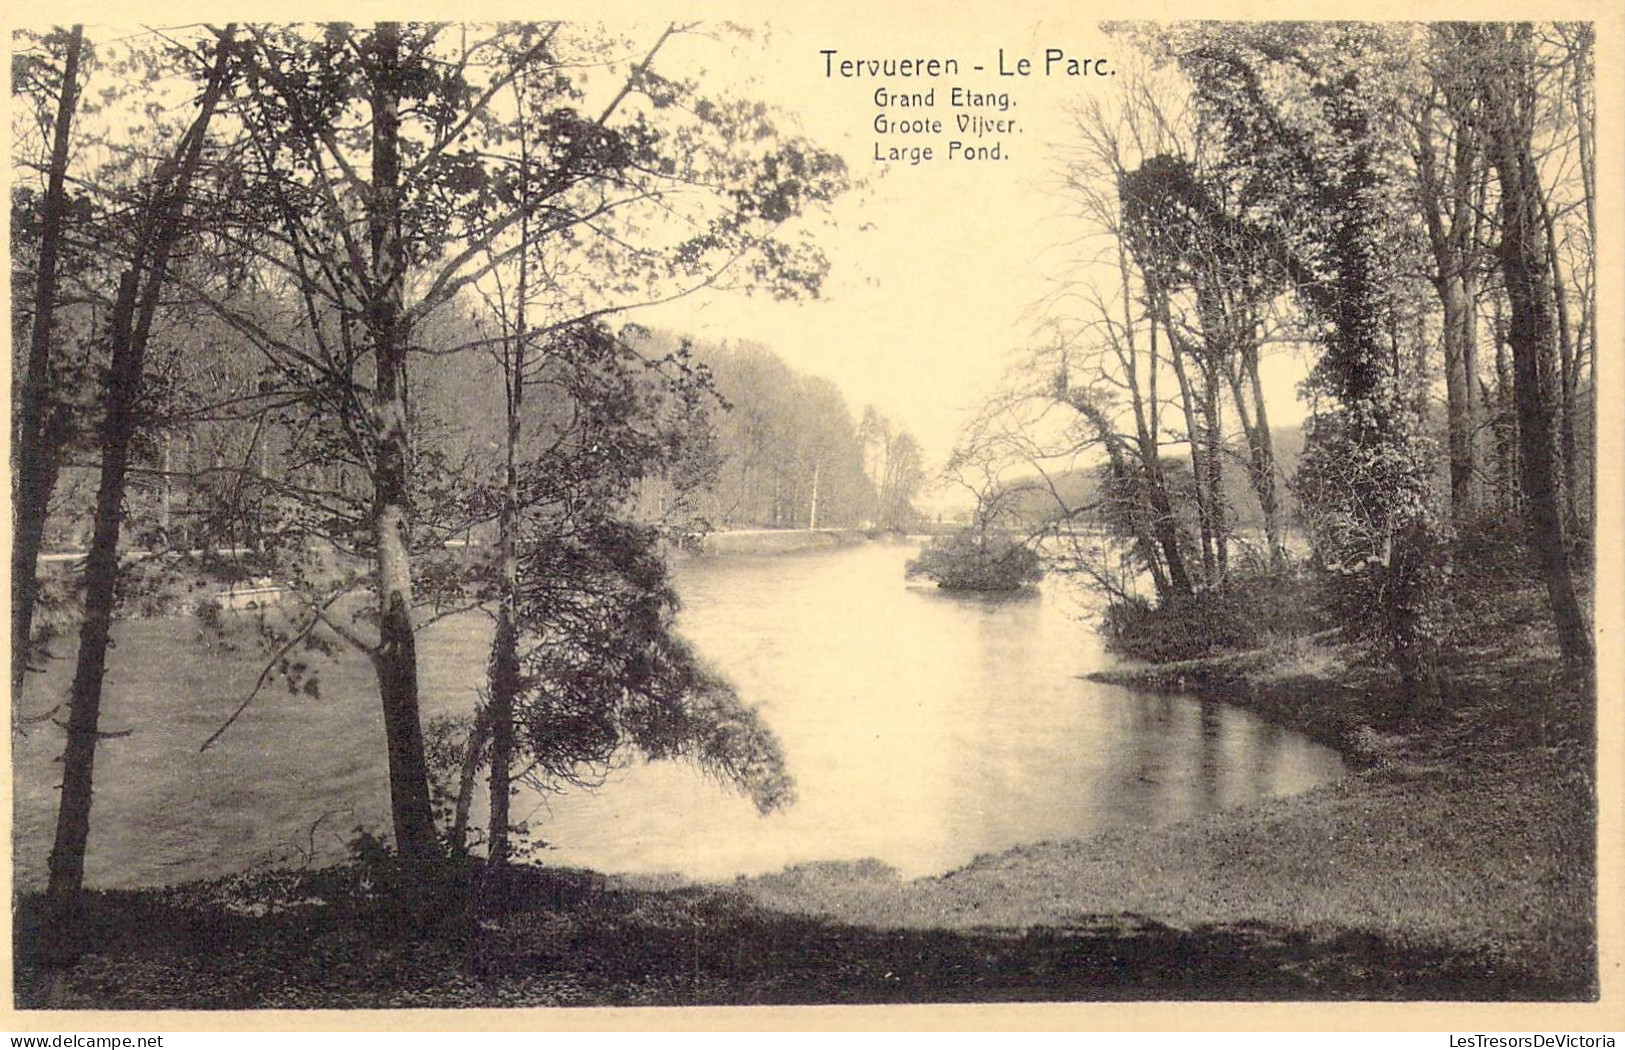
904,530 -> 1044,592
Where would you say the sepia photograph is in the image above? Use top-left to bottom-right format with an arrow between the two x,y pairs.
4,6 -> 1621,1026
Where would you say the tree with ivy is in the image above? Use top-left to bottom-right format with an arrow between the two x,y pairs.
1168,23 -> 1448,707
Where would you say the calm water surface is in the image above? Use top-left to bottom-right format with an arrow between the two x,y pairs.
493,540 -> 1344,879
12,539 -> 1345,889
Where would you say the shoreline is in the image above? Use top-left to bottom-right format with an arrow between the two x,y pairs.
716,632 -> 1595,1000
1081,636 -> 1371,759
679,527 -> 921,557
13,559 -> 1597,1007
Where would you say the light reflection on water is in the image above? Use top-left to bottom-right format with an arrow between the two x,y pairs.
11,539 -> 1346,889
505,540 -> 1346,880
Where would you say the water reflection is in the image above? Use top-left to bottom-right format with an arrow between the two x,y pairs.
11,538 -> 1346,889
522,540 -> 1346,880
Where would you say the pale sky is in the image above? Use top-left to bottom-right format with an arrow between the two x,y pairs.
641,18 -> 1315,480
13,18 -> 1312,491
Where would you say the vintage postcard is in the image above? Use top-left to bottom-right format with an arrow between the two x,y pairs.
4,0 -> 1622,1032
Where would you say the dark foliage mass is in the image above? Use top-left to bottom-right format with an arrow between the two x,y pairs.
1099,571 -> 1330,664
906,531 -> 1044,592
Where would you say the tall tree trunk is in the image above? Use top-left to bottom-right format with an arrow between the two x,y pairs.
486,607 -> 518,866
1127,360 -> 1193,598
1168,341 -> 1214,587
487,319 -> 524,871
1117,245 -> 1194,600
1440,275 -> 1480,524
1192,286 -> 1232,584
487,90 -> 534,868
1154,292 -> 1223,593
45,29 -> 236,967
159,435 -> 173,535
13,24 -> 85,689
450,703 -> 491,852
1416,92 -> 1485,528
1227,339 -> 1283,569
1491,297 -> 1519,512
1460,269 -> 1483,514
1570,24 -> 1596,530
367,22 -> 439,861
1201,359 -> 1227,583
1538,184 -> 1582,528
44,272 -> 138,970
1482,27 -> 1594,671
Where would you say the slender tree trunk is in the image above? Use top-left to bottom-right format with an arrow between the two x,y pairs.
486,324 -> 524,870
44,273 -> 137,969
1227,339 -> 1283,569
13,25 -> 85,689
159,435 -> 173,535
1570,25 -> 1596,529
809,462 -> 820,530
486,610 -> 518,866
1538,185 -> 1582,528
1117,246 -> 1194,600
367,22 -> 439,861
1483,30 -> 1594,671
487,90 -> 535,868
1461,270 -> 1483,513
1417,97 -> 1485,528
450,703 -> 491,852
1202,361 -> 1227,583
45,29 -> 236,967
1127,369 -> 1192,597
1192,286 -> 1232,584
1151,297 -> 1214,593
1440,275 -> 1479,524
1457,136 -> 1489,523
1491,298 -> 1519,512
1166,334 -> 1215,587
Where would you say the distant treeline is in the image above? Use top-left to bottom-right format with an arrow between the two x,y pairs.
631,336 -> 926,533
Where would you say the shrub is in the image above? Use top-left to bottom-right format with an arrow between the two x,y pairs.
193,595 -> 224,632
1100,569 -> 1332,663
905,530 -> 1043,592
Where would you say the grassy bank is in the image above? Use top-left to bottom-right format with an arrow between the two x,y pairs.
734,750 -> 1592,995
12,843 -> 1573,1009
13,655 -> 1596,1007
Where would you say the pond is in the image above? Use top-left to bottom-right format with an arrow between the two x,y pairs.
10,538 -> 1346,890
